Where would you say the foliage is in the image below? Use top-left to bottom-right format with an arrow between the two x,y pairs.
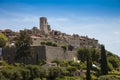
33,78 -> 41,80
41,41 -> 58,47
77,48 -> 92,80
52,42 -> 58,47
108,56 -> 120,69
67,66 -> 77,76
80,62 -> 86,69
41,42 -> 45,45
48,67 -> 65,79
91,74 -> 98,80
39,59 -> 46,66
15,31 -> 33,64
0,33 -> 8,47
60,60 -> 69,67
100,45 -> 108,75
98,75 -> 118,80
86,48 -> 91,80
51,59 -> 61,66
108,62 -> 114,71
0,66 -> 30,80
0,71 -> 8,80
45,41 -> 52,46
61,45 -> 67,52
91,48 -> 100,63
77,48 -> 88,62
77,48 -> 100,63
0,65 -> 47,80
69,61 -> 81,70
109,70 -> 120,75
26,65 -> 46,80
55,76 -> 82,80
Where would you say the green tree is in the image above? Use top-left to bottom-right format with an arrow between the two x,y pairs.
77,48 -> 91,80
61,45 -> 67,52
40,42 -> 45,45
108,56 -> 120,69
100,45 -> 108,75
86,49 -> 91,80
0,33 -> 8,47
91,49 -> 100,63
98,75 -> 118,80
77,48 -> 88,62
26,65 -> 46,80
48,67 -> 65,80
107,62 -> 114,71
15,31 -> 33,64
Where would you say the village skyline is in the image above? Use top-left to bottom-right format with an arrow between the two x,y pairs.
0,0 -> 120,56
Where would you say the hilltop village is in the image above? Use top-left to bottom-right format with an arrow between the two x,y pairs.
0,17 -> 100,49
0,17 -> 101,64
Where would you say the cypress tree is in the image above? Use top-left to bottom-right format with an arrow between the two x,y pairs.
100,45 -> 108,75
86,48 -> 91,80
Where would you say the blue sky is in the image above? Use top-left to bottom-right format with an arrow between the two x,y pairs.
0,0 -> 120,56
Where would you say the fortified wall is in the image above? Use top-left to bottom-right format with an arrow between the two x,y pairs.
2,46 -> 77,64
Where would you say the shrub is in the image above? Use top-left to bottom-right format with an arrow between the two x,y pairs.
98,75 -> 118,80
0,71 -> 8,80
48,67 -> 65,79
60,60 -> 68,67
91,74 -> 97,80
52,42 -> 58,47
67,66 -> 77,76
55,76 -> 82,80
41,42 -> 45,45
51,59 -> 61,66
26,65 -> 46,80
108,62 -> 114,71
33,78 -> 41,80
46,41 -> 52,46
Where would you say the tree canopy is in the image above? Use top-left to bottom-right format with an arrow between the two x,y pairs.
0,33 -> 8,47
15,31 -> 33,64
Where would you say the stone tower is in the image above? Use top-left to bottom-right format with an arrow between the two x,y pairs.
40,17 -> 51,35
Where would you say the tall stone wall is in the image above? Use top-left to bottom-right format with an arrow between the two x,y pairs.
2,46 -> 46,64
45,46 -> 78,62
2,47 -> 16,64
45,46 -> 66,62
33,46 -> 46,64
2,46 -> 77,64
67,51 -> 78,61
